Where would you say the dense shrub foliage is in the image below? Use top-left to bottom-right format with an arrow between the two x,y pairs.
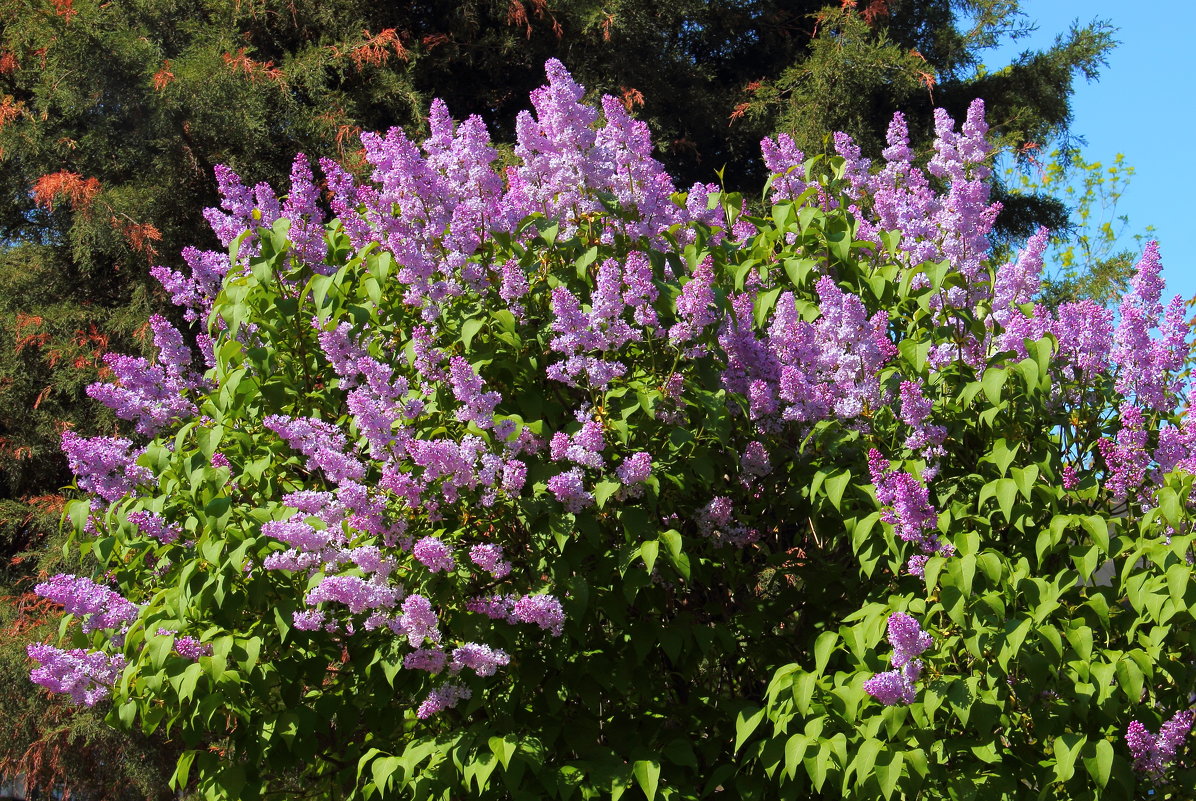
29,62 -> 1196,800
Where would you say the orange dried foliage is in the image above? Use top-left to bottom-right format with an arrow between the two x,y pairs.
600,12 -> 615,41
349,28 -> 408,70
14,313 -> 49,353
619,87 -> 644,111
0,51 -> 17,74
862,0 -> 889,24
729,102 -> 751,123
50,0 -> 77,21
421,33 -> 450,50
32,386 -> 52,409
507,0 -> 552,38
222,48 -> 285,85
26,494 -> 65,516
32,171 -> 100,212
152,60 -> 174,91
109,216 -> 161,260
2,592 -> 56,638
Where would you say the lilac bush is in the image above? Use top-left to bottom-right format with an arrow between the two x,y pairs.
33,60 -> 1196,800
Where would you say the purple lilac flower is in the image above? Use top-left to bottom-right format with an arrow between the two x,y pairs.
416,683 -> 471,719
34,574 -> 138,633
547,467 -> 594,512
127,510 -> 181,544
511,594 -> 565,636
1098,404 -> 1150,501
616,452 -> 652,484
264,415 -> 365,484
863,665 -> 918,706
1126,710 -> 1193,779
174,636 -> 213,660
865,613 -> 933,706
669,257 -> 718,344
397,594 -> 440,647
1112,243 -> 1185,412
61,432 -> 153,504
740,441 -> 772,478
413,536 -> 455,573
404,647 -> 448,674
27,643 -> 127,706
886,613 -> 933,668
306,576 -> 398,614
469,544 -> 511,578
450,643 -> 511,677
867,449 -> 946,558
1052,300 -> 1114,383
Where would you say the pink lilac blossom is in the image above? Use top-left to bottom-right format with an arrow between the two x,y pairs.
1098,404 -> 1150,501
404,647 -> 448,674
867,449 -> 947,558
547,467 -> 594,512
27,644 -> 127,706
264,415 -> 366,484
306,576 -> 398,614
1125,710 -> 1193,779
34,574 -> 138,633
398,594 -> 440,647
616,452 -> 652,484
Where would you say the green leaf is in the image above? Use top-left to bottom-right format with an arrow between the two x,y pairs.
734,706 -> 765,753
488,736 -> 517,770
784,734 -> 810,780
982,367 -> 1007,406
632,760 -> 660,801
876,751 -> 903,800
639,540 -> 660,573
460,317 -> 485,351
995,477 -> 1018,522
1083,739 -> 1114,788
814,631 -> 838,676
1053,733 -> 1086,782
370,756 -> 401,793
824,469 -> 851,510
851,739 -> 883,787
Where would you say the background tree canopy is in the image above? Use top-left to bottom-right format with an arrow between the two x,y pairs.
0,1 -> 1118,796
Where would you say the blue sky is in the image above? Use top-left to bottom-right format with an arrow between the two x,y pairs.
987,1 -> 1196,302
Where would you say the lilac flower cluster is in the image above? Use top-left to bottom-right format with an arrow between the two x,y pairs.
1112,243 -> 1186,411
61,432 -> 152,504
867,450 -> 952,574
466,593 -> 566,637
863,613 -> 933,706
27,644 -> 127,706
128,510 -> 182,544
696,496 -> 758,547
174,636 -> 214,660
416,683 -> 471,719
34,574 -> 138,633
546,252 -> 660,387
1125,709 -> 1193,779
87,315 -> 200,436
